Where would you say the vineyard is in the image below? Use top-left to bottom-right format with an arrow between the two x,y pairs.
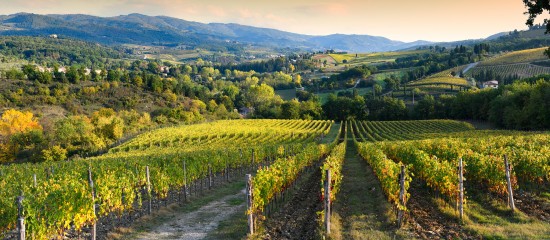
465,63 -> 550,79
348,120 -> 550,238
479,47 -> 548,66
328,50 -> 427,64
0,119 -> 333,239
404,66 -> 472,94
1,118 -> 549,239
351,120 -> 474,142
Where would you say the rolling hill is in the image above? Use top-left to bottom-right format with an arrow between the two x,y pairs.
0,12 -> 431,52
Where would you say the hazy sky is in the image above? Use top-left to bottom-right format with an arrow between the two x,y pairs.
0,0 -> 547,42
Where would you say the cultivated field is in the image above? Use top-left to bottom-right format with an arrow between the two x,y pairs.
479,47 -> 548,66
1,120 -> 548,240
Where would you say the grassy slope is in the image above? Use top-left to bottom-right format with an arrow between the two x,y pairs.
480,47 -> 548,66
407,76 -> 469,87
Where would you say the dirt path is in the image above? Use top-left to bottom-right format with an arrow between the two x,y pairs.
133,190 -> 245,240
331,140 -> 408,239
262,166 -> 323,240
116,180 -> 247,240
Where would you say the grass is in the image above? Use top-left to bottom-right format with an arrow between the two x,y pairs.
274,88 -> 297,101
428,65 -> 468,78
328,139 -> 410,239
371,70 -> 406,81
407,76 -> 469,87
329,50 -> 428,65
319,122 -> 342,144
314,50 -> 429,72
204,194 -> 248,240
433,190 -> 550,239
0,60 -> 27,72
329,54 -> 354,63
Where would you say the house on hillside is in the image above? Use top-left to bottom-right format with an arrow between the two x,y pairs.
239,107 -> 254,118
482,80 -> 499,89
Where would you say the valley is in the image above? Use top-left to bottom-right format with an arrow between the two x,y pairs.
1,2 -> 550,239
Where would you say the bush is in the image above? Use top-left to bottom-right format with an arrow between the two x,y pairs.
42,145 -> 67,162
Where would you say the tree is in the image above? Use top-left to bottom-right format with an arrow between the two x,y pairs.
0,109 -> 43,163
289,64 -> 295,73
281,99 -> 301,119
294,74 -> 302,87
524,0 -> 550,57
246,83 -> 276,109
299,99 -> 323,120
91,108 -> 124,144
4,68 -> 25,79
132,75 -> 143,87
207,99 -> 218,112
384,77 -> 400,91
414,95 -> 436,119
0,109 -> 42,137
366,97 -> 408,120
22,64 -> 38,81
373,84 -> 383,98
53,115 -> 105,154
322,94 -> 367,121
5,130 -> 45,162
54,69 -> 68,83
41,145 -> 67,162
66,66 -> 81,84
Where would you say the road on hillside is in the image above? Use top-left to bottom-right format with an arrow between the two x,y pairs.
460,62 -> 480,76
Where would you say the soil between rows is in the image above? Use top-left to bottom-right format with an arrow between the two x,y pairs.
261,166 -> 323,240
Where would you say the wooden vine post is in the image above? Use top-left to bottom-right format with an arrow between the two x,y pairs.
32,174 -> 37,188
324,169 -> 331,234
251,149 -> 255,170
246,174 -> 254,235
504,155 -> 515,211
458,158 -> 464,222
208,164 -> 212,190
239,149 -> 243,175
16,195 -> 25,240
183,160 -> 187,202
397,165 -> 406,228
146,166 -> 152,215
225,157 -> 229,182
87,168 -> 96,240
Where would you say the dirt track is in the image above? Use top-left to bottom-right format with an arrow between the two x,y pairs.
132,190 -> 245,240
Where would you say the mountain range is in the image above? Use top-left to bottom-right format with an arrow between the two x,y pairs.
0,13 -> 433,52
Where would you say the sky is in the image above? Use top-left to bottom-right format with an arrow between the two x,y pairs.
0,0 -> 547,42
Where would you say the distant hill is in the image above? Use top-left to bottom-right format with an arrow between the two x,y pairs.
0,13 -> 431,52
412,27 -> 550,50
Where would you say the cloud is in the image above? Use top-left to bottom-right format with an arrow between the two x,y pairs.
299,2 -> 350,16
206,5 -> 227,18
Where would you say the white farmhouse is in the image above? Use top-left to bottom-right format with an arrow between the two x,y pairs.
482,80 -> 498,89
